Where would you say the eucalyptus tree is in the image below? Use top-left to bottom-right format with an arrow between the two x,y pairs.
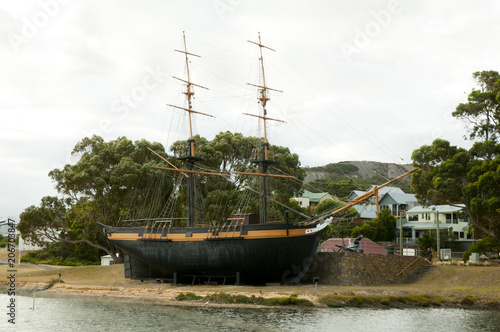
19,136 -> 173,262
453,70 -> 500,145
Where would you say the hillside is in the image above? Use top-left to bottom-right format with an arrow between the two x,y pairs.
304,161 -> 412,183
302,161 -> 413,197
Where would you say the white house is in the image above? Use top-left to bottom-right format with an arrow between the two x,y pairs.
292,190 -> 336,210
401,204 -> 472,250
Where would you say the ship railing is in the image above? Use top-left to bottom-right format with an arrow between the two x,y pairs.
227,218 -> 244,238
207,218 -> 244,239
143,220 -> 172,239
122,217 -> 187,227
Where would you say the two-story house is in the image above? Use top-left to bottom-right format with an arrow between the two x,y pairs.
347,186 -> 418,221
401,204 -> 472,251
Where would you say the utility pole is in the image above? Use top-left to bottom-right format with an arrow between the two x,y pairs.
435,208 -> 440,261
399,214 -> 403,256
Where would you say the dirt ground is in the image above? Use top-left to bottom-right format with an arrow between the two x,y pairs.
1,248 -> 499,308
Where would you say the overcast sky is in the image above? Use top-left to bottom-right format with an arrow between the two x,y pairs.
1,0 -> 499,220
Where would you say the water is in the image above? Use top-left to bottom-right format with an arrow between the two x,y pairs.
1,293 -> 499,332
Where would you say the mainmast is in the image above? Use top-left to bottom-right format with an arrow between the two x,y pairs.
167,31 -> 214,227
245,33 -> 285,224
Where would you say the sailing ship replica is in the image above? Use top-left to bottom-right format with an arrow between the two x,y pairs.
99,33 -> 416,285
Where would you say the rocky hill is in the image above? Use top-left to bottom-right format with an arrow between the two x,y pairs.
304,161 -> 412,183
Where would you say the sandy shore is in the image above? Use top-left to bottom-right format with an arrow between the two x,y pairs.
1,259 -> 500,309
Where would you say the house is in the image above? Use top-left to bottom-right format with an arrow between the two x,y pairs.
0,218 -> 15,237
18,225 -> 60,251
400,204 -> 472,251
319,237 -> 388,255
101,255 -> 115,266
18,236 -> 46,251
379,191 -> 418,217
347,186 -> 417,221
292,190 -> 336,209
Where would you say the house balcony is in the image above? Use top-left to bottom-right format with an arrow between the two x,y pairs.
392,210 -> 407,217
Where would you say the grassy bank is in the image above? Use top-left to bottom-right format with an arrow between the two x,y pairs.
1,249 -> 499,309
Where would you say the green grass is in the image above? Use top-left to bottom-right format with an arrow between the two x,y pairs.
319,293 -> 447,308
176,292 -> 313,307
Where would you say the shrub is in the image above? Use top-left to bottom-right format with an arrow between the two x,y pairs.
20,242 -> 100,266
460,296 -> 475,306
176,292 -> 203,301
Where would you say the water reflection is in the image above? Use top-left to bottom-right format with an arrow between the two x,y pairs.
1,294 -> 499,332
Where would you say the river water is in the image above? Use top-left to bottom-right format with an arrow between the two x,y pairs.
1,293 -> 499,331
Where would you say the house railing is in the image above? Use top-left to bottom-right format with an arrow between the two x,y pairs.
392,210 -> 406,217
395,238 -> 417,244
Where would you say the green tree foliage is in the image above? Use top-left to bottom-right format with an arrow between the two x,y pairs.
18,136 -> 174,262
21,242 -> 99,265
314,199 -> 358,218
416,229 -> 458,252
314,199 -> 359,240
325,180 -> 360,199
49,136 -> 173,223
18,196 -> 68,246
0,235 -> 7,248
350,208 -> 396,242
171,131 -> 305,224
324,163 -> 359,174
462,236 -> 500,261
452,70 -> 500,143
283,199 -> 308,223
321,222 -> 358,241
411,140 -> 500,241
411,139 -> 471,206
462,145 -> 500,240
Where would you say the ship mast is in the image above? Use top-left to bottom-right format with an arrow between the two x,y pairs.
245,33 -> 285,224
167,31 -> 214,227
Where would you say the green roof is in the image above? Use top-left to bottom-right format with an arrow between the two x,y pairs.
301,190 -> 335,202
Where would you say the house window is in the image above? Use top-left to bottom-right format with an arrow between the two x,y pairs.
446,213 -> 459,224
467,233 -> 472,239
408,215 -> 418,221
453,231 -> 458,238
460,232 -> 464,239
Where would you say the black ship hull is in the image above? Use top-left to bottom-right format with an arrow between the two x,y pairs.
101,220 -> 330,284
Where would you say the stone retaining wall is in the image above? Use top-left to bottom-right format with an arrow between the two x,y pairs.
307,252 -> 430,286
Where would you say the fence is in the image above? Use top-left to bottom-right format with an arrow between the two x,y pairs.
378,243 -> 466,261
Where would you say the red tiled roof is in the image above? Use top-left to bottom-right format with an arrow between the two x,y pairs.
320,237 -> 388,255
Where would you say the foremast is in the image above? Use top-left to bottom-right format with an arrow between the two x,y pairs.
243,33 -> 286,224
